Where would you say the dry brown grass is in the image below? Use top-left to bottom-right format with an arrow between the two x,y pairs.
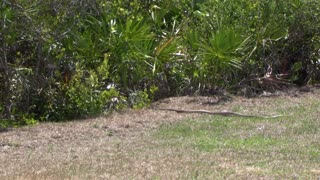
1,86 -> 320,179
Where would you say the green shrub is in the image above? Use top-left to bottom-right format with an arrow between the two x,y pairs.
1,0 -> 319,124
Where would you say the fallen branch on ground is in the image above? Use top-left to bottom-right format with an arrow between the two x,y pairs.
156,108 -> 286,119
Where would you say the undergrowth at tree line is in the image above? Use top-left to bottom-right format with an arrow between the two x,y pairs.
0,0 -> 319,125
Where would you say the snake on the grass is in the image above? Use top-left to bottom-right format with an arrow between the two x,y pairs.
156,108 -> 286,119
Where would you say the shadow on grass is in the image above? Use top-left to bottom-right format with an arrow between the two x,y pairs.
0,127 -> 11,133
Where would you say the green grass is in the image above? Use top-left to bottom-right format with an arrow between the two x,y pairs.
155,117 -> 292,152
153,97 -> 320,178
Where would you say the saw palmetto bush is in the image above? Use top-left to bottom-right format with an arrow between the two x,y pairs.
187,0 -> 319,90
198,27 -> 249,89
181,0 -> 252,91
1,0 -> 319,125
238,0 -> 320,85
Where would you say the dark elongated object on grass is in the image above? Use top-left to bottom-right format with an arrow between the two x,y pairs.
156,108 -> 285,119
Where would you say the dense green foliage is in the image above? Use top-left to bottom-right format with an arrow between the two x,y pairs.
1,0 -> 319,124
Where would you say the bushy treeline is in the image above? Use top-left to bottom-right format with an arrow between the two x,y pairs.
1,0 -> 319,125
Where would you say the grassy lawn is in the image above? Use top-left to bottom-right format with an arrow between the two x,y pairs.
1,90 -> 320,179
152,95 -> 320,179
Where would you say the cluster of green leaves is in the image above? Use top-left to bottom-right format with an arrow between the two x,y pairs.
0,0 -> 319,125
